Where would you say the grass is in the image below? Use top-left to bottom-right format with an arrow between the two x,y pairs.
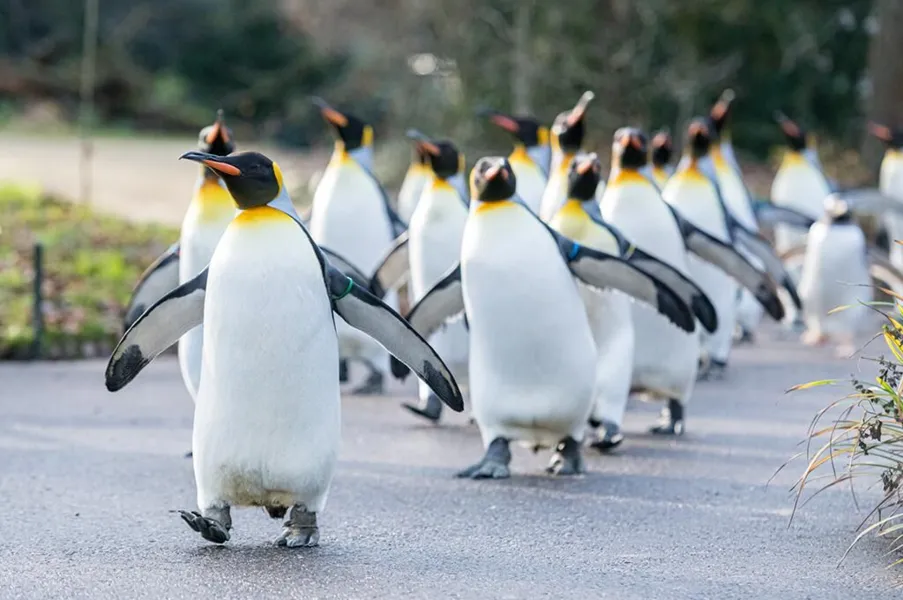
0,182 -> 177,359
784,296 -> 903,569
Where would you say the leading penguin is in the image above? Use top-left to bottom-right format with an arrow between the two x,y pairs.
397,156 -> 698,477
480,108 -> 551,214
308,98 -> 405,393
122,110 -> 237,410
105,150 -> 463,547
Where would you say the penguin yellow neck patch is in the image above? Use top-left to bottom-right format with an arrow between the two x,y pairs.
193,178 -> 236,221
782,151 -> 808,168
608,168 -> 647,187
234,205 -> 293,227
475,200 -> 515,214
677,162 -> 710,184
509,145 -> 531,165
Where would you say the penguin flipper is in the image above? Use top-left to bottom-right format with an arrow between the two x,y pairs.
403,264 -> 465,341
836,188 -> 903,218
122,242 -> 180,332
319,246 -> 373,293
751,202 -> 815,230
370,231 -> 410,298
730,225 -> 803,310
106,268 -> 208,392
327,268 -> 464,412
677,219 -> 786,321
550,231 -> 696,333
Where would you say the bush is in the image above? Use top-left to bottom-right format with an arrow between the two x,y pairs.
786,297 -> 903,568
0,183 -> 177,359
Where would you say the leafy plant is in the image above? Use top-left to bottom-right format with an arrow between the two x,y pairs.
784,293 -> 903,568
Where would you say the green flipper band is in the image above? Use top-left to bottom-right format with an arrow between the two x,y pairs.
335,277 -> 354,300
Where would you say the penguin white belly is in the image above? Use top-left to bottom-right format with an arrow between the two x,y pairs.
310,160 -> 396,367
397,169 -> 428,224
880,161 -> 903,269
664,181 -> 738,363
771,162 -> 830,253
464,205 -> 595,447
510,160 -> 547,214
194,210 -> 340,513
539,169 -> 568,222
600,185 -> 700,401
177,203 -> 235,402
409,189 -> 469,397
798,221 -> 871,339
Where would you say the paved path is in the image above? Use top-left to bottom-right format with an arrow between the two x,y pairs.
0,329 -> 899,599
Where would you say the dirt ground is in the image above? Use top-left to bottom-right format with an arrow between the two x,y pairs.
0,133 -> 330,226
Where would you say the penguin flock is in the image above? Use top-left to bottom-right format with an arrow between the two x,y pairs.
105,90 -> 903,548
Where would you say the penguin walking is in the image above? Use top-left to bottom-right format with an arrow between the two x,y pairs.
105,150 -> 463,547
770,112 -> 832,255
798,195 -> 872,356
869,122 -> 903,269
549,152 -> 716,451
398,132 -> 470,423
308,98 -> 405,393
539,91 -> 596,222
398,157 -> 703,478
643,130 -> 674,189
480,108 -> 550,214
123,111 -> 237,411
600,127 -> 785,433
705,91 -> 766,344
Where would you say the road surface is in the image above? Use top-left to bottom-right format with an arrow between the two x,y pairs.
0,329 -> 899,599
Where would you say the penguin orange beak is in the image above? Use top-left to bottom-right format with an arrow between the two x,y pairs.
688,122 -> 708,137
484,164 -> 509,181
205,120 -> 227,145
576,159 -> 595,175
180,151 -> 241,176
774,112 -> 800,138
405,129 -> 441,156
489,114 -> 520,134
869,122 -> 893,143
652,132 -> 670,148
312,97 -> 349,128
566,91 -> 595,127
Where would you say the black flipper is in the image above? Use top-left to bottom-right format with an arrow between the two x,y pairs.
729,223 -> 803,310
106,268 -> 208,392
672,211 -> 785,321
370,231 -> 410,298
547,227 -> 696,334
123,242 -> 181,331
326,267 -> 464,411
750,201 -> 816,230
389,264 -> 465,381
319,246 -> 377,295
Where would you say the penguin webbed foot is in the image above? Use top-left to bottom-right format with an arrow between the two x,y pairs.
178,508 -> 231,544
649,399 -> 685,436
456,437 -> 511,479
546,436 -> 585,475
350,366 -> 384,395
588,421 -> 624,453
401,393 -> 443,423
698,359 -> 727,382
274,505 -> 319,548
734,326 -> 755,345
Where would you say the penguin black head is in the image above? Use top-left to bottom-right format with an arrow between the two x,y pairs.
480,109 -> 549,148
180,151 -> 283,210
868,122 -> 903,150
567,153 -> 603,202
312,97 -> 373,152
612,127 -> 648,170
686,118 -> 713,159
471,157 -> 517,202
774,112 -> 809,152
197,109 -> 235,157
709,89 -> 735,137
650,130 -> 673,167
406,130 -> 463,179
551,91 -> 595,153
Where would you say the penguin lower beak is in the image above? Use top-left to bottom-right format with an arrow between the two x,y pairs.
566,91 -> 595,127
688,122 -> 708,138
484,164 -> 507,181
488,113 -> 520,134
180,151 -> 241,176
652,132 -> 670,148
205,120 -> 224,145
405,129 -> 441,156
312,97 -> 349,128
774,111 -> 801,138
576,158 -> 595,175
869,122 -> 893,143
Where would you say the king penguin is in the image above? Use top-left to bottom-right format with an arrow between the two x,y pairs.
308,98 -> 405,394
869,122 -> 903,269
770,112 -> 832,255
396,142 -> 431,224
122,110 -> 237,411
398,131 -> 470,423
395,156 -> 697,477
480,108 -> 551,214
105,150 -> 464,548
539,91 -> 596,222
549,152 -> 714,451
643,129 -> 674,189
600,126 -> 785,433
797,194 -> 872,356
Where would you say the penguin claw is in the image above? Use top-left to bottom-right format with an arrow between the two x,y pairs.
274,506 -> 319,548
546,437 -> 585,475
456,437 -> 511,479
178,510 -> 230,544
588,421 -> 624,453
650,400 -> 685,436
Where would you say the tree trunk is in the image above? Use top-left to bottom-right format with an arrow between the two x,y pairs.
511,1 -> 531,114
865,0 -> 903,171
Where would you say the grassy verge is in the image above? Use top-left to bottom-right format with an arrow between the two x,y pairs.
786,299 -> 903,568
0,183 -> 177,359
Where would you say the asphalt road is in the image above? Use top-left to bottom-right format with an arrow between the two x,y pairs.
1,328 -> 900,599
